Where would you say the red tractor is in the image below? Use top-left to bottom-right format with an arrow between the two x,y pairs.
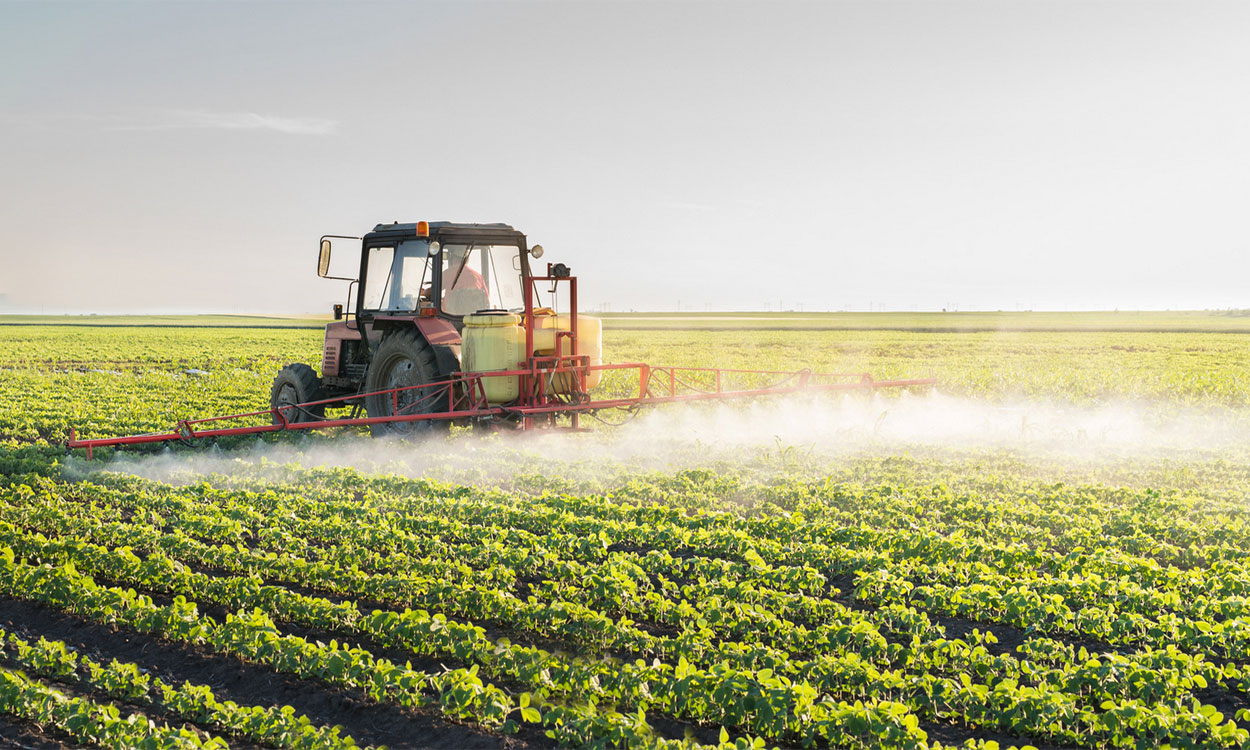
270,220 -> 558,435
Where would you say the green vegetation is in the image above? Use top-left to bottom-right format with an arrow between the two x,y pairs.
4,319 -> 1250,444
1,313 -> 1249,749
0,625 -> 369,749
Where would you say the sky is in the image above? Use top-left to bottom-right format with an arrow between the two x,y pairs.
1,0 -> 1248,314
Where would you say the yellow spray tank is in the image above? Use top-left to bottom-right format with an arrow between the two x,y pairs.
461,312 -> 525,403
462,310 -> 602,404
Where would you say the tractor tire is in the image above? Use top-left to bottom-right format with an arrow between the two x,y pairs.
364,329 -> 451,437
270,363 -> 325,424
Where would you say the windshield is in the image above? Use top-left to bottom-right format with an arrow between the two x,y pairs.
440,243 -> 524,316
361,240 -> 432,311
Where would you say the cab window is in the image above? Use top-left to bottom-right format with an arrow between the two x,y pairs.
440,244 -> 524,316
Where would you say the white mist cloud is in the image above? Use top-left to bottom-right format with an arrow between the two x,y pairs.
67,392 -> 1250,489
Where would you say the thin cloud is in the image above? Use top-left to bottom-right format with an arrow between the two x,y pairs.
1,110 -> 338,136
139,109 -> 339,135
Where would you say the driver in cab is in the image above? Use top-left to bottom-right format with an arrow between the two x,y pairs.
438,245 -> 491,315
442,245 -> 487,295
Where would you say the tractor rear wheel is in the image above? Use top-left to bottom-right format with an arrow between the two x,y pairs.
364,330 -> 451,437
270,363 -> 325,424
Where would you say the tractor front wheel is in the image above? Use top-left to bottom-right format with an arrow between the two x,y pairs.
270,363 -> 325,424
363,330 -> 451,437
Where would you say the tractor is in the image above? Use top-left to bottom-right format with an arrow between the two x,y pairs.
270,220 -> 582,435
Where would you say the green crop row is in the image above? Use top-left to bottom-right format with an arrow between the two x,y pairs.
0,625 -> 372,750
6,470 -> 1250,748
0,663 -> 226,749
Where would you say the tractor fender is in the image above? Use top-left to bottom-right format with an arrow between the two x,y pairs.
414,318 -> 463,378
411,316 -> 462,347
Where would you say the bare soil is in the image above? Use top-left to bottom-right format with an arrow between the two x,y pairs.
0,715 -> 83,750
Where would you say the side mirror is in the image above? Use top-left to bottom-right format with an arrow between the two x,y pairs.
317,235 -> 360,281
318,239 -> 332,278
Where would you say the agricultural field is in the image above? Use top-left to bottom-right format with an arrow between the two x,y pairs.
2,313 -> 1250,749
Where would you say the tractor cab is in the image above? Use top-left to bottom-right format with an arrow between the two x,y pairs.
342,221 -> 534,324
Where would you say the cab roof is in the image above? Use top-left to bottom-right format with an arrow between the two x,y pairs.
369,221 -> 518,236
